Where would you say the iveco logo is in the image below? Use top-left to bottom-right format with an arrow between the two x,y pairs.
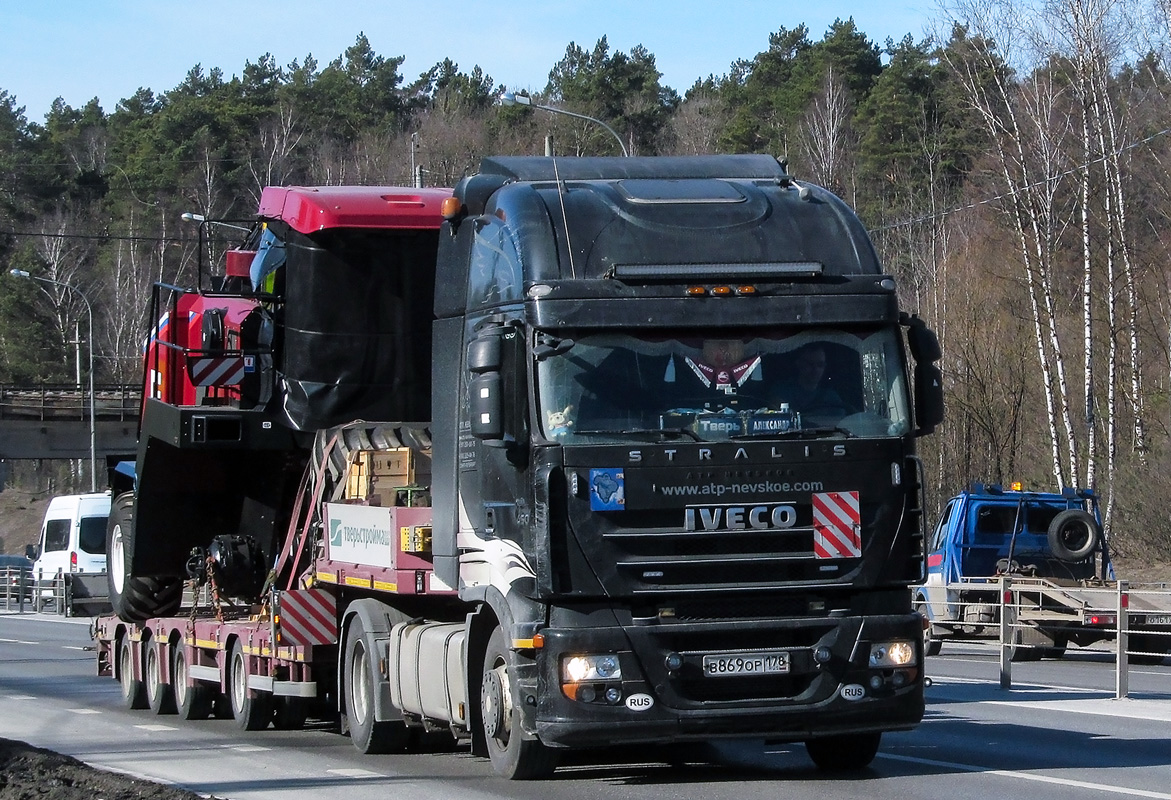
684,505 -> 798,531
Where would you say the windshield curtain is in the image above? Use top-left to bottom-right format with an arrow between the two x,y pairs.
535,328 -> 911,443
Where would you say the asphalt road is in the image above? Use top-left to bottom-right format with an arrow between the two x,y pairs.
1,611 -> 1170,800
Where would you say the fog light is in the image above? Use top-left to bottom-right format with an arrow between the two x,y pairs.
595,655 -> 620,678
664,652 -> 684,671
891,670 -> 909,688
579,685 -> 597,703
605,687 -> 622,704
868,674 -> 885,690
813,646 -> 832,664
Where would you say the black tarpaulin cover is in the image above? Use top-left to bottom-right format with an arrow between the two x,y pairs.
273,228 -> 438,431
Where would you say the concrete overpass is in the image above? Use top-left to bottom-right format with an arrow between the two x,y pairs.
0,385 -> 139,460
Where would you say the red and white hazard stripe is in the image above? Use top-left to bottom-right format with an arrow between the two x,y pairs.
187,356 -> 245,386
812,490 -> 862,559
278,588 -> 338,646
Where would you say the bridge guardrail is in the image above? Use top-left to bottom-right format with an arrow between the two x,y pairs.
0,384 -> 141,422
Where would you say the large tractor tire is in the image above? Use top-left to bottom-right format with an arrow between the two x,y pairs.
106,492 -> 183,623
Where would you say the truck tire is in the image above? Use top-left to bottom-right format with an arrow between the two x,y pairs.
173,645 -> 213,720
272,697 -> 309,730
228,639 -> 272,730
1047,510 -> 1099,562
145,641 -> 176,714
343,613 -> 411,754
914,598 -> 942,657
480,626 -> 559,780
805,732 -> 882,771
1009,625 -> 1051,662
1130,634 -> 1170,665
118,635 -> 148,710
106,492 -> 183,623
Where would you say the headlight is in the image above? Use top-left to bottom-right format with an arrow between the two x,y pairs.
869,640 -> 917,668
562,654 -> 622,682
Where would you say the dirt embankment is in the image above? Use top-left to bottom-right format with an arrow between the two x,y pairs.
0,488 -> 49,557
0,737 -> 207,800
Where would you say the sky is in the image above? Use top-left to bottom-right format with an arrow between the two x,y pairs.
1,0 -> 938,124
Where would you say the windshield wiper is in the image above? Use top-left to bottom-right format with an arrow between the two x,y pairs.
574,427 -> 703,441
732,426 -> 854,440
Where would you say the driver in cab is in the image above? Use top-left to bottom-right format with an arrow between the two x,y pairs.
666,338 -> 764,409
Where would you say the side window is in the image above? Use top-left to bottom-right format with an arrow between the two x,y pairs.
43,519 -> 69,552
79,517 -> 107,555
930,501 -> 955,552
467,218 -> 522,309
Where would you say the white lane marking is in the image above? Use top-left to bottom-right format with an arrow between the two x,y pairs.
61,645 -> 89,651
68,708 -> 101,715
4,695 -> 36,701
0,638 -> 39,645
882,753 -> 1171,799
134,724 -> 179,732
982,698 -> 1171,723
221,744 -> 271,752
326,768 -> 383,779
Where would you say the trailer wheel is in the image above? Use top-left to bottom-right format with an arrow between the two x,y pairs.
805,732 -> 882,771
173,645 -> 213,721
107,492 -> 183,623
272,697 -> 309,730
1047,510 -> 1100,562
145,641 -> 176,714
118,635 -> 148,710
480,626 -> 559,780
228,640 -> 272,730
343,614 -> 410,754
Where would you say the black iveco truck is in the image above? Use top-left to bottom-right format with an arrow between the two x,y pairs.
98,155 -> 943,780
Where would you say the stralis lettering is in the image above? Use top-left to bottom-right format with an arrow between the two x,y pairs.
685,504 -> 798,531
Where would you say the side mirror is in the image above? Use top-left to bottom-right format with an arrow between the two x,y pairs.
25,544 -> 37,560
914,363 -> 944,436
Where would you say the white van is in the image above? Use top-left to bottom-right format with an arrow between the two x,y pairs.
28,493 -> 111,588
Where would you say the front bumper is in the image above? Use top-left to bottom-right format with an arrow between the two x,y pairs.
530,612 -> 924,748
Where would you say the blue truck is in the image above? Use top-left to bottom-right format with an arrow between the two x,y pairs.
915,484 -> 1171,662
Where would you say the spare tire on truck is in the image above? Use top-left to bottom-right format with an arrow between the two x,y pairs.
1047,509 -> 1100,563
106,492 -> 183,622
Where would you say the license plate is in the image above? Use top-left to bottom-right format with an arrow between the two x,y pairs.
703,651 -> 790,677
1144,615 -> 1171,626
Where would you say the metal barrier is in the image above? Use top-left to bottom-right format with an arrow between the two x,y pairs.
923,578 -> 1171,696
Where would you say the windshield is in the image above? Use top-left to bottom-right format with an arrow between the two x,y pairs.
536,328 -> 911,443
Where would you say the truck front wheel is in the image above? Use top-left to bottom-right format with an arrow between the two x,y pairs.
106,492 -> 183,623
479,626 -> 558,780
805,731 -> 881,771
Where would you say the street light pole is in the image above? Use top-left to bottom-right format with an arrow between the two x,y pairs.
9,269 -> 97,491
499,92 -> 629,157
